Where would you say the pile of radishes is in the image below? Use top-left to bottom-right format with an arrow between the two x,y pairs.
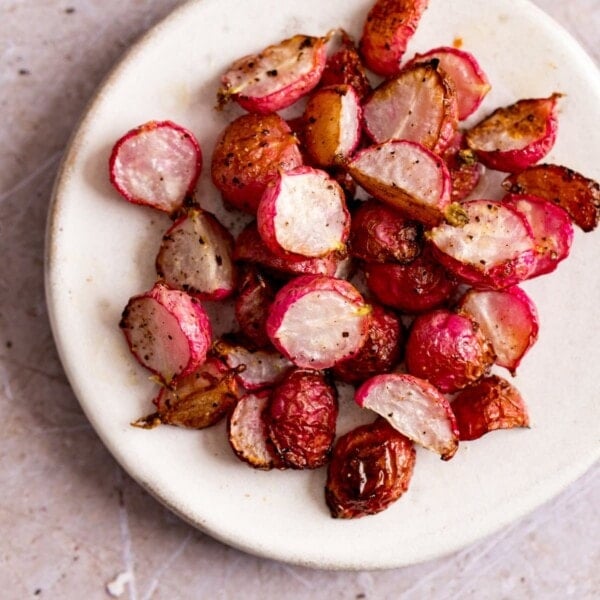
110,0 -> 600,519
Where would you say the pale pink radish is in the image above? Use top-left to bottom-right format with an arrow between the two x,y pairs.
355,373 -> 459,460
155,209 -> 236,300
347,140 -> 462,227
109,120 -> 202,214
428,199 -> 536,289
257,167 -> 350,258
465,94 -> 561,172
266,275 -> 371,369
119,282 -> 212,385
362,60 -> 458,153
217,33 -> 331,114
457,286 -> 539,375
405,47 -> 491,120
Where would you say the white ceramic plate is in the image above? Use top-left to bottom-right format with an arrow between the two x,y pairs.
46,0 -> 600,569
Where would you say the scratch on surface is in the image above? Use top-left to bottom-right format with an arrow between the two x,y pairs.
0,151 -> 62,204
278,563 -> 315,589
114,467 -> 138,600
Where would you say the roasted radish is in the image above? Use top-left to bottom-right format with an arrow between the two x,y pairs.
465,94 -> 561,172
442,132 -> 484,202
325,418 -> 416,518
217,33 -> 330,114
266,275 -> 371,369
405,309 -> 495,393
120,282 -> 212,385
355,373 -> 459,460
109,120 -> 202,214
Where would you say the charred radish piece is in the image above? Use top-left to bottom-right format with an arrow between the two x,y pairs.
405,309 -> 495,393
355,373 -> 459,460
120,282 -> 212,385
359,0 -> 429,77
442,132 -> 484,202
257,167 -> 350,258
405,47 -> 490,120
156,209 -> 235,300
465,94 -> 561,172
210,113 -> 302,214
457,286 -> 539,375
267,369 -> 338,469
325,418 -> 416,518
218,33 -> 330,114
502,164 -> 600,232
266,275 -> 371,369
429,199 -> 536,289
451,375 -> 529,441
362,60 -> 458,154
109,120 -> 202,214
347,140 -> 460,227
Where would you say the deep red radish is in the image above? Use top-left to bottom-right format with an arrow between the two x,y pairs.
347,140 -> 461,227
503,194 -> 574,277
502,164 -> 600,232
217,33 -> 330,114
355,373 -> 459,460
256,167 -> 350,258
442,132 -> 484,202
266,275 -> 371,369
359,0 -> 429,77
429,199 -> 536,289
155,209 -> 235,301
211,113 -> 302,214
325,418 -> 416,519
362,60 -> 458,154
109,120 -> 202,214
405,47 -> 490,120
451,375 -> 529,441
405,309 -> 495,393
266,369 -> 338,469
457,286 -> 539,374
119,282 -> 212,385
364,248 -> 458,313
465,94 -> 561,172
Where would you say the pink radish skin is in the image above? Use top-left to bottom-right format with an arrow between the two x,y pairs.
355,373 -> 459,460
502,194 -> 574,278
120,282 -> 212,385
257,167 -> 350,258
457,286 -> 539,375
109,120 -> 202,214
429,199 -> 536,289
266,275 -> 371,370
156,209 -> 236,300
405,309 -> 495,393
405,47 -> 491,120
347,140 -> 458,227
218,34 -> 330,114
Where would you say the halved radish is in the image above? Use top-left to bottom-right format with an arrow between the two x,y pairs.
359,0 -> 429,77
257,167 -> 350,259
502,163 -> 600,232
155,209 -> 236,300
119,282 -> 212,385
451,375 -> 529,441
428,199 -> 536,289
217,33 -> 330,114
442,132 -> 484,202
109,120 -> 202,214
347,140 -> 461,227
266,275 -> 371,369
457,286 -> 539,375
405,309 -> 495,393
465,94 -> 561,172
355,373 -> 459,460
503,193 -> 574,277
362,60 -> 458,154
405,47 -> 490,120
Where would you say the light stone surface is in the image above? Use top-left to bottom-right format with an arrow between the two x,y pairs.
1,1 -> 598,598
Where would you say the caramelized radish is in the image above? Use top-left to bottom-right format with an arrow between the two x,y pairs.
442,132 -> 484,202
109,120 -> 202,214
355,373 -> 459,460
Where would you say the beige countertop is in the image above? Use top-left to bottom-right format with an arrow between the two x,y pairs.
1,1 -> 598,598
